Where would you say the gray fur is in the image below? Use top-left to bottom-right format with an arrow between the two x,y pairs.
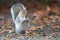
10,3 -> 30,34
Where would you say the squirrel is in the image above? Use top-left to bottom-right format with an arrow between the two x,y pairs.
10,3 -> 30,34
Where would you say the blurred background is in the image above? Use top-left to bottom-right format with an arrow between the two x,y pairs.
0,0 -> 60,14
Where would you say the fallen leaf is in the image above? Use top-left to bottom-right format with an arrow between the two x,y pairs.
29,26 -> 36,31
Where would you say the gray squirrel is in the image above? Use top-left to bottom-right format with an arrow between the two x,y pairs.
10,3 -> 30,34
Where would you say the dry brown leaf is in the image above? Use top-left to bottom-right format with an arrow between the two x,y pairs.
29,30 -> 36,36
0,30 -> 8,34
1,21 -> 6,24
1,26 -> 7,29
7,26 -> 12,29
37,26 -> 43,30
29,26 -> 36,31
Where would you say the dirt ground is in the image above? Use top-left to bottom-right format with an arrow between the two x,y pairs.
0,12 -> 60,40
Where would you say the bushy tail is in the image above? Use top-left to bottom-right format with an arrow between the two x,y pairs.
10,3 -> 26,23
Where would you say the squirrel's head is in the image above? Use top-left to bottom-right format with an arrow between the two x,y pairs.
19,9 -> 27,18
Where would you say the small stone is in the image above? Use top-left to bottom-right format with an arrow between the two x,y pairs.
20,30 -> 25,34
8,30 -> 15,33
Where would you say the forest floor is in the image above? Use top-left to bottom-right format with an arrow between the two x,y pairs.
0,12 -> 60,40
